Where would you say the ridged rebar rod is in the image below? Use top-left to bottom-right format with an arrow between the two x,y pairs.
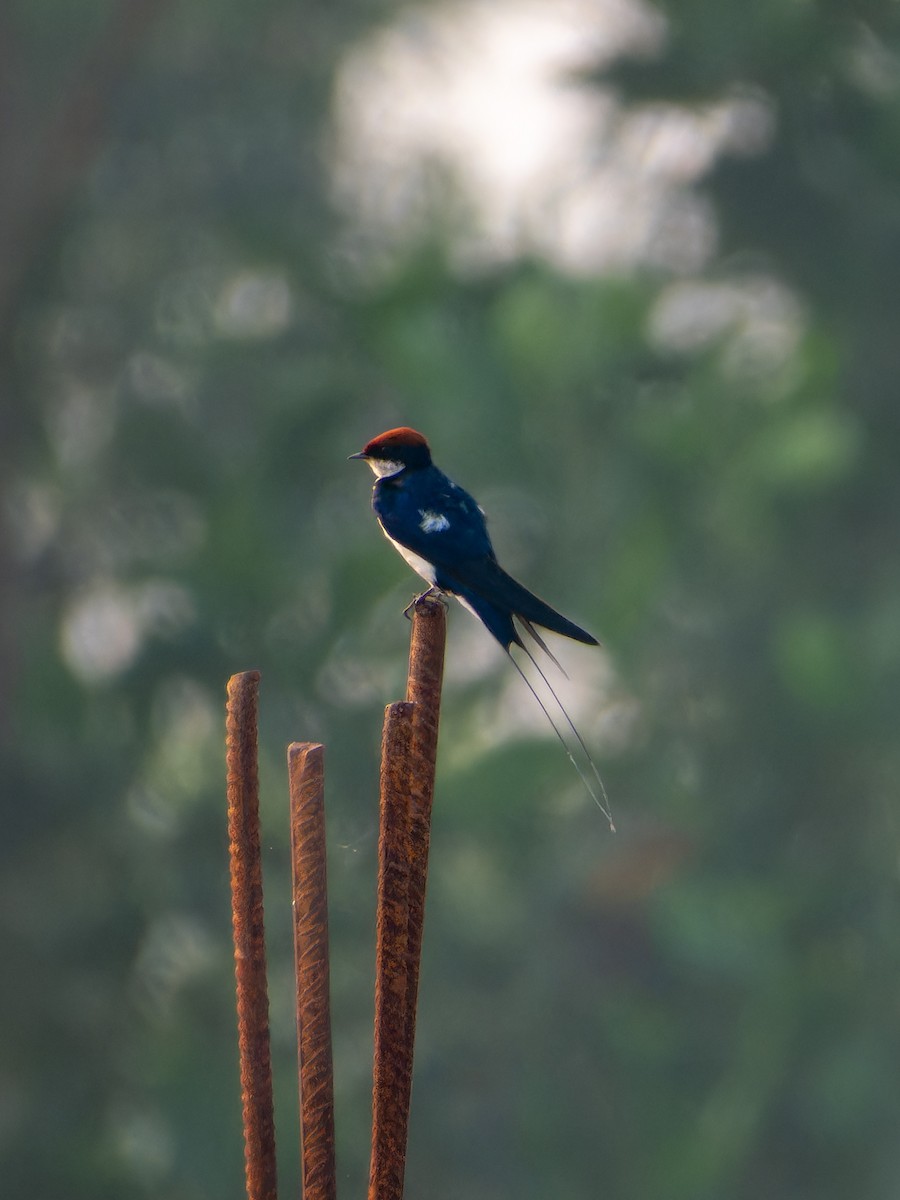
226,671 -> 278,1200
368,702 -> 416,1200
288,742 -> 337,1200
401,597 -> 447,1091
367,596 -> 447,1200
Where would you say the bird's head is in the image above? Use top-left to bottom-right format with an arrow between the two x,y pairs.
349,427 -> 433,478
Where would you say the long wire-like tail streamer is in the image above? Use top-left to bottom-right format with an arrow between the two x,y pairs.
519,617 -> 568,677
506,636 -> 615,831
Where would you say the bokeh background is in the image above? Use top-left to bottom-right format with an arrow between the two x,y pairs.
3,1 -> 900,1197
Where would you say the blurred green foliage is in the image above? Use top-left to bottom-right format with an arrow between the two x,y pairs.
2,1 -> 899,1198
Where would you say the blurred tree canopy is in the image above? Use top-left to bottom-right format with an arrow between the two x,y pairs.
2,1 -> 899,1199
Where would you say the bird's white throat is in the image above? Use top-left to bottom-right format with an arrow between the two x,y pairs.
365,458 -> 405,479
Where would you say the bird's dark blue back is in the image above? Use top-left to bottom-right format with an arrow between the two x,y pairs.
373,465 -> 496,567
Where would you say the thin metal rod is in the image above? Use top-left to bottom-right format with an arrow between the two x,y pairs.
288,743 -> 337,1200
368,702 -> 416,1200
367,596 -> 447,1200
401,597 -> 446,1096
226,671 -> 278,1200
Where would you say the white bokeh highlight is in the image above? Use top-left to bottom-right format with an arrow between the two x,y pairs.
330,0 -> 774,278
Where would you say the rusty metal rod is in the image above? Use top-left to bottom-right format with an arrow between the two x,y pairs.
401,597 -> 447,1102
368,702 -> 416,1200
288,743 -> 337,1200
367,596 -> 447,1200
226,671 -> 278,1200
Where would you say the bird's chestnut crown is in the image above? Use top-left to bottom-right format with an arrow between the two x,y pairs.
350,427 -> 433,474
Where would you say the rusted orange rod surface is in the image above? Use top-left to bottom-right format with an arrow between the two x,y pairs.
368,702 -> 416,1200
367,596 -> 447,1200
402,597 -> 447,1097
226,671 -> 278,1200
288,742 -> 337,1200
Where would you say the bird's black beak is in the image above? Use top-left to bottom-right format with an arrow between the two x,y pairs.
348,451 -> 367,461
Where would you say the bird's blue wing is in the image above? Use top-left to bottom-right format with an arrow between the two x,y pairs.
373,467 -> 496,565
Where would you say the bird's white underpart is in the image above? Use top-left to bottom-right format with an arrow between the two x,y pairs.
379,523 -> 438,585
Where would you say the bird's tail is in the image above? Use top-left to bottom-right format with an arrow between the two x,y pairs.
445,560 -> 599,645
502,569 -> 599,643
450,587 -> 614,827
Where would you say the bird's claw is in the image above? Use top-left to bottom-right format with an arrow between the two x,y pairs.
402,587 -> 446,620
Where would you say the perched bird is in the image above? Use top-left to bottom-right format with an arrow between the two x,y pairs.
350,426 -> 613,826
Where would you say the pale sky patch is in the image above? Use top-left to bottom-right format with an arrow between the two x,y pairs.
330,0 -> 773,278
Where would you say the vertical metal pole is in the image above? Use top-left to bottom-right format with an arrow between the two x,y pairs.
367,596 -> 447,1200
226,671 -> 278,1200
288,742 -> 337,1200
